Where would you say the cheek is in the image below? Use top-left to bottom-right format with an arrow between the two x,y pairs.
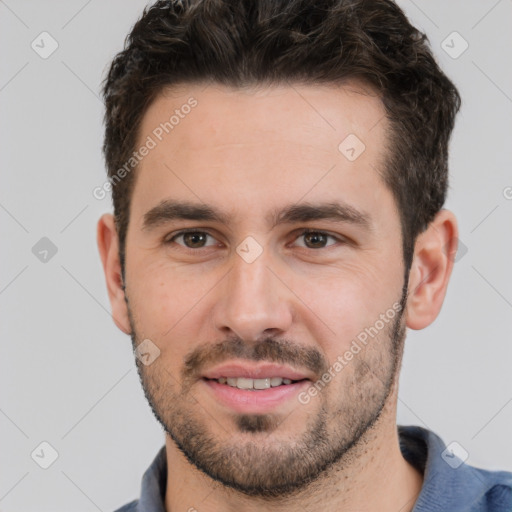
130,259 -> 219,336
287,261 -> 401,357
294,260 -> 394,318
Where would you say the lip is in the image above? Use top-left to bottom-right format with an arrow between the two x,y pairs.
202,362 -> 314,381
202,378 -> 311,414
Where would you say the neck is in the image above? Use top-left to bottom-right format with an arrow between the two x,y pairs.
164,392 -> 423,512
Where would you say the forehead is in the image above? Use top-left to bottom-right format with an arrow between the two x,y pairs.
131,81 -> 394,232
141,80 -> 387,153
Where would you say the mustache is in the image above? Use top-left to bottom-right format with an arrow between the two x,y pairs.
182,337 -> 329,383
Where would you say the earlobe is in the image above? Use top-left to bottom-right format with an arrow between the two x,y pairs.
405,209 -> 458,331
96,213 -> 132,335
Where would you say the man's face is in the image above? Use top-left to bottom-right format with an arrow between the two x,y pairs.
123,82 -> 408,496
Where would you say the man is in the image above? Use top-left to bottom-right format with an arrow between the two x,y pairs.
97,0 -> 512,510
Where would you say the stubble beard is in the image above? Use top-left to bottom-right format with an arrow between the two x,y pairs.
126,288 -> 407,498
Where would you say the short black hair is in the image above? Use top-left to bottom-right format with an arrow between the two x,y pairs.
102,0 -> 461,278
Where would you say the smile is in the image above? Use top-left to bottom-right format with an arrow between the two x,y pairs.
207,376 -> 303,390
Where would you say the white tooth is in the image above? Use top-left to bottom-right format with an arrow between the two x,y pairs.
270,377 -> 284,387
224,377 -> 285,389
253,378 -> 271,390
236,377 -> 254,389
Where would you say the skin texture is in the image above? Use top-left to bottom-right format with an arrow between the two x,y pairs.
98,81 -> 458,512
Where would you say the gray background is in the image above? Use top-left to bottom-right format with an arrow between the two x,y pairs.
1,0 -> 511,510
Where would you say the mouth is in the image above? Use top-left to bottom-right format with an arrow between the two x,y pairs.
200,362 -> 313,414
204,376 -> 307,390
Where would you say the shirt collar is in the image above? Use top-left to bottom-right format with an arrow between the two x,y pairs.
137,444 -> 167,512
398,425 -> 507,512
132,425 -> 507,512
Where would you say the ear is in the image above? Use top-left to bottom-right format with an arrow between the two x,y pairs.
405,209 -> 459,330
97,213 -> 131,334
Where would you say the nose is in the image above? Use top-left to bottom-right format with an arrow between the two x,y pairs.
212,249 -> 293,343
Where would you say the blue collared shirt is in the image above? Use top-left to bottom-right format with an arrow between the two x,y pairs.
114,425 -> 512,511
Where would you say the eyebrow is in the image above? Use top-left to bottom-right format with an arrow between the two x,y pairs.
141,199 -> 373,233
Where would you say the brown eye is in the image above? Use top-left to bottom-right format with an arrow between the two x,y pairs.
304,232 -> 328,248
182,232 -> 208,248
166,230 -> 217,249
292,230 -> 343,249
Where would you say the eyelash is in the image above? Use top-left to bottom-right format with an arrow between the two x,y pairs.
164,228 -> 346,251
